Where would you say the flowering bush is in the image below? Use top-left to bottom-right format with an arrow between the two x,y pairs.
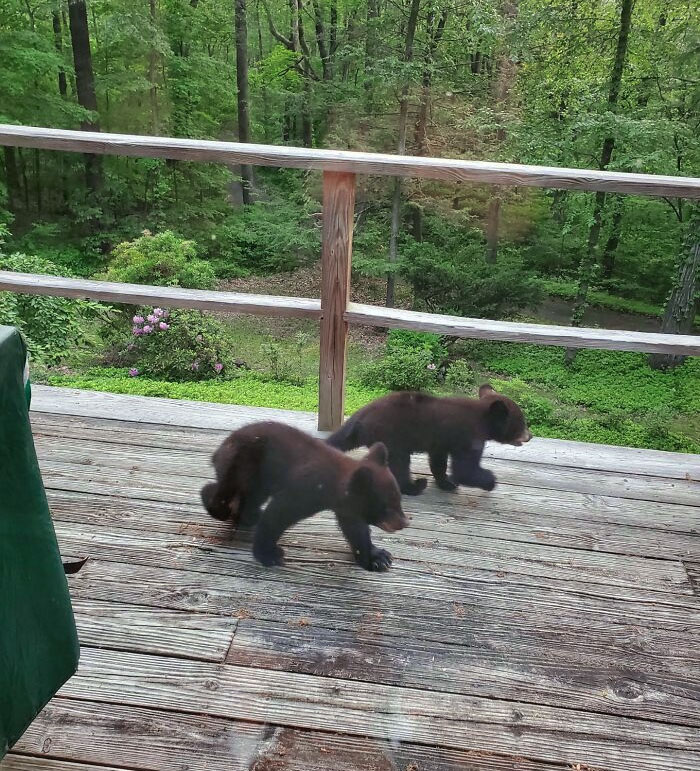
123,307 -> 233,381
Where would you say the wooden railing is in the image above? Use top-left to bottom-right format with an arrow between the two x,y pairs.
1,124 -> 700,431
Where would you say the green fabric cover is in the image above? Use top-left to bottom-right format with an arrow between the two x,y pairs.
0,326 -> 79,758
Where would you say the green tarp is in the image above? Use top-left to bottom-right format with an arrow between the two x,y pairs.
0,325 -> 79,758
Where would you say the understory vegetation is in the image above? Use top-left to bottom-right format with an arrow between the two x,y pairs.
1,0 -> 698,452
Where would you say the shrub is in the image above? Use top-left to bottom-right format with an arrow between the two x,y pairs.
0,252 -> 105,362
400,240 -> 541,319
361,347 -> 439,391
103,230 -> 215,288
386,329 -> 448,362
445,359 -> 476,394
207,203 -> 319,277
491,377 -> 555,425
121,307 -> 233,381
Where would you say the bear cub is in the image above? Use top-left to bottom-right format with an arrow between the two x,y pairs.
327,384 -> 531,495
201,421 -> 407,571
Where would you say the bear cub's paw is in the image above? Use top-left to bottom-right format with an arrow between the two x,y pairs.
253,543 -> 285,567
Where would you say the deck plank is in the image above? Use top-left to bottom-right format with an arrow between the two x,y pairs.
14,399 -> 700,771
32,432 -> 700,506
9,699 -> 570,771
44,486 -> 700,562
71,599 -> 237,661
51,515 -> 693,595
30,385 -> 700,479
56,647 -> 700,771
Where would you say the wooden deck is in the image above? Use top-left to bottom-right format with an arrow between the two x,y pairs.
4,385 -> 700,771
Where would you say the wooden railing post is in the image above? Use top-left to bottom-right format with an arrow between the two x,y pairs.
318,171 -> 356,431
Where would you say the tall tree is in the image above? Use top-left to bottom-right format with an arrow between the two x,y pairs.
235,0 -> 255,202
68,0 -> 103,194
386,0 -> 421,307
52,7 -> 68,98
565,0 -> 633,362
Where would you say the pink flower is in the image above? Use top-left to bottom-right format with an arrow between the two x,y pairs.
132,326 -> 143,336
147,314 -> 157,323
191,361 -> 200,371
132,315 -> 144,324
214,362 -> 224,373
159,322 -> 170,330
143,325 -> 153,334
128,368 -> 139,377
162,310 -> 169,319
427,363 -> 437,370
153,308 -> 164,317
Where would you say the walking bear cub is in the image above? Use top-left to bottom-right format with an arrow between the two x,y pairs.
200,421 -> 408,571
327,384 -> 532,495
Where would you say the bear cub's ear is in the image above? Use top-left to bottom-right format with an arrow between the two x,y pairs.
348,465 -> 374,496
479,383 -> 496,398
365,441 -> 388,466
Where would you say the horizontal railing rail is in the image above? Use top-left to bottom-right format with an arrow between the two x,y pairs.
2,271 -> 698,357
2,125 -> 700,197
1,124 -> 699,430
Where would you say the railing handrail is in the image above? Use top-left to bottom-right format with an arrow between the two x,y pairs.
2,124 -> 700,198
2,124 -> 699,431
2,270 -> 698,357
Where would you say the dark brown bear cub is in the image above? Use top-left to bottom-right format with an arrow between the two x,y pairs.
200,421 -> 407,571
327,384 -> 532,495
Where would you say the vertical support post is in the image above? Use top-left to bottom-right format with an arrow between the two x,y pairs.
318,171 -> 356,431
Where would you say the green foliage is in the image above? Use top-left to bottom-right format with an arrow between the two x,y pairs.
47,369 -> 385,415
445,359 -> 476,394
386,329 -> 448,362
540,278 -> 662,317
260,331 -> 312,384
120,308 -> 232,381
0,252 -> 105,362
207,203 -> 319,277
103,231 -> 215,288
401,239 -> 542,318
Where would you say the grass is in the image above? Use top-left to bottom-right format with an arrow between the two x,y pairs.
47,368 -> 386,415
540,278 -> 663,317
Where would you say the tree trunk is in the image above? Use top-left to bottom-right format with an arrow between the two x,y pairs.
364,0 -> 379,110
235,0 -> 254,202
148,0 -> 159,133
486,196 -> 501,264
3,147 -> 21,214
33,149 -> 42,214
649,225 -> 699,370
566,0 -> 633,363
52,8 -> 68,97
386,0 -> 421,308
484,0 -> 518,264
68,0 -> 103,195
601,196 -> 624,278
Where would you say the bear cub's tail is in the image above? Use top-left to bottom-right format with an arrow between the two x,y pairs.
326,414 -> 361,450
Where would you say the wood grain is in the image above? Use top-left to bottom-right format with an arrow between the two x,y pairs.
57,647 -> 700,771
227,617 -> 700,726
318,171 -> 355,431
0,271 -> 321,318
71,598 -> 237,661
30,408 -> 700,480
2,124 -> 700,197
346,301 -> 700,355
10,699 -> 569,771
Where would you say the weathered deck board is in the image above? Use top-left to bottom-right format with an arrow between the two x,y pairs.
57,647 -> 700,771
51,515 -> 693,595
32,432 -> 700,506
71,598 -> 237,661
9,700 -> 570,771
13,390 -> 700,771
31,408 -> 700,480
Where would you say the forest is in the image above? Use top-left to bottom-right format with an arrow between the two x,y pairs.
0,0 -> 698,452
